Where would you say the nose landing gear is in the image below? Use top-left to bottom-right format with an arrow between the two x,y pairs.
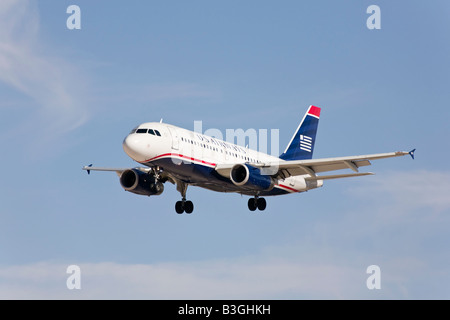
175,180 -> 194,214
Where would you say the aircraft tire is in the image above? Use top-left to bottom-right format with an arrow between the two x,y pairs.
184,201 -> 194,214
257,198 -> 266,211
175,201 -> 184,214
248,198 -> 257,211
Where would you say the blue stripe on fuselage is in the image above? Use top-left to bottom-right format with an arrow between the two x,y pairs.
144,156 -> 292,196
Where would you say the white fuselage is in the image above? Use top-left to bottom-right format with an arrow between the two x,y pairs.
122,122 -> 322,196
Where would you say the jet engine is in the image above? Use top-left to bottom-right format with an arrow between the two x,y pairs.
119,169 -> 164,196
230,164 -> 275,191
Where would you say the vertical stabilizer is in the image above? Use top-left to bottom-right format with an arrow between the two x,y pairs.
279,105 -> 320,161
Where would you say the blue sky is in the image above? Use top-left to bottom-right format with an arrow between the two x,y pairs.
1,0 -> 449,299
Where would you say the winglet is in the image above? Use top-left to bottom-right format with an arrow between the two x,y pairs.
409,149 -> 416,160
85,164 -> 93,175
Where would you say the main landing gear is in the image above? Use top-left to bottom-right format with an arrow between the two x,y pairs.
175,199 -> 194,214
175,180 -> 194,214
248,196 -> 266,211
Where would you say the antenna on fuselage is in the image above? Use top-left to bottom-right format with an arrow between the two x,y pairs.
160,118 -> 163,123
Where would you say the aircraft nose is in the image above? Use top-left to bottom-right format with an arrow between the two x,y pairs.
123,134 -> 146,161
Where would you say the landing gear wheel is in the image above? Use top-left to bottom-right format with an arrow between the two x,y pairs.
175,201 -> 184,214
248,198 -> 257,211
184,201 -> 194,214
175,181 -> 194,214
248,197 -> 267,211
257,197 -> 267,211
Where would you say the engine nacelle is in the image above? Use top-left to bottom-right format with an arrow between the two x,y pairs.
230,163 -> 275,191
119,169 -> 164,196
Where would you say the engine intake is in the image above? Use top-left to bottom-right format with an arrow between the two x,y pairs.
120,169 -> 164,196
230,164 -> 274,191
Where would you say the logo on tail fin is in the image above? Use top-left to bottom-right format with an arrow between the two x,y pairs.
300,135 -> 313,152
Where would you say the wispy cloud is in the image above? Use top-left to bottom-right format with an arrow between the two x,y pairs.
0,258 -> 371,299
0,246 -> 441,300
0,0 -> 89,150
348,170 -> 450,216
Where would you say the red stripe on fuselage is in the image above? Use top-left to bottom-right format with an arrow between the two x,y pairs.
276,184 -> 299,193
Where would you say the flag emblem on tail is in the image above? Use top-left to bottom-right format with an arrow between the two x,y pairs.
299,135 -> 312,152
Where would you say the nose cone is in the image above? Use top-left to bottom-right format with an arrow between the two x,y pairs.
123,134 -> 147,162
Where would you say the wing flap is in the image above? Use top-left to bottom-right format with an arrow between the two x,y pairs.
305,172 -> 374,181
309,159 -> 371,173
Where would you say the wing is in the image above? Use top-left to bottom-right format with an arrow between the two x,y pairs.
215,149 -> 414,180
262,150 -> 415,180
81,164 -> 150,177
82,165 -> 177,185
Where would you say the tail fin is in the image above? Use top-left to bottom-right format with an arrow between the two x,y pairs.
279,105 -> 320,161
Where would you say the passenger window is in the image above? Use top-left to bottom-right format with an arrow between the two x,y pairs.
148,129 -> 155,135
155,130 -> 161,136
136,129 -> 147,133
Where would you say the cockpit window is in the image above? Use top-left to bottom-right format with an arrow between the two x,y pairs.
133,128 -> 161,136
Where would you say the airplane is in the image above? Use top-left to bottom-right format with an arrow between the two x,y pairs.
83,105 -> 415,214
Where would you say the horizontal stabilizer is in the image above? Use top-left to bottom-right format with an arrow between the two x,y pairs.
305,172 -> 374,181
